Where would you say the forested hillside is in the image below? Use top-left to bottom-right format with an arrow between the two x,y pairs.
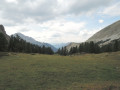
57,39 -> 120,56
0,33 -> 54,55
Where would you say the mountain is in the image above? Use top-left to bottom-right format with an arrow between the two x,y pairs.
66,20 -> 120,50
0,25 -> 10,42
52,43 -> 70,49
65,42 -> 80,51
87,20 -> 120,45
13,33 -> 58,52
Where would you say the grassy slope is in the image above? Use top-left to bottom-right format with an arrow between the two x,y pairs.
0,52 -> 120,90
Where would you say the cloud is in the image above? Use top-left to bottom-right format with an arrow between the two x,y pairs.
66,0 -> 113,15
99,20 -> 104,23
102,2 -> 120,16
19,28 -> 31,32
0,0 -> 114,25
1,0 -> 119,43
52,33 -> 61,37
5,19 -> 100,43
0,0 -> 58,25
5,26 -> 29,35
25,19 -> 86,43
6,0 -> 18,4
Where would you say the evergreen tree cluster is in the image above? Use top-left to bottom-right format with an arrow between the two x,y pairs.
57,41 -> 100,55
57,47 -> 68,56
0,33 -> 8,51
1,32 -> 120,56
101,39 -> 120,52
57,40 -> 120,56
0,33 -> 54,55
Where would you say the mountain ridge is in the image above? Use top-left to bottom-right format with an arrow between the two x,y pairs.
13,33 -> 58,52
65,20 -> 120,50
87,20 -> 120,43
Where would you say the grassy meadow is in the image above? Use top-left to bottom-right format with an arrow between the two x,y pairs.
0,52 -> 120,90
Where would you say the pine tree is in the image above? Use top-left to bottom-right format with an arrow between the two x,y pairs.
0,33 -> 8,51
94,43 -> 100,53
69,47 -> 73,55
57,48 -> 61,54
114,40 -> 119,52
89,41 -> 95,53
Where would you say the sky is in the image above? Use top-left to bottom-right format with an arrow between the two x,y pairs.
0,0 -> 120,44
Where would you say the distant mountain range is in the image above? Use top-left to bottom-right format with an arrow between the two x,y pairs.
13,33 -> 58,52
51,43 -> 70,49
66,20 -> 120,50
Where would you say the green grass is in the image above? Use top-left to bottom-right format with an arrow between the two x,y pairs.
0,52 -> 120,90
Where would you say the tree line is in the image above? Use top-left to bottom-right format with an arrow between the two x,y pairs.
101,39 -> 120,52
1,32 -> 120,56
57,40 -> 120,56
0,33 -> 54,55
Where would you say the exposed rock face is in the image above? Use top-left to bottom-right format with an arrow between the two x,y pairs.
0,25 -> 10,42
87,20 -> 120,44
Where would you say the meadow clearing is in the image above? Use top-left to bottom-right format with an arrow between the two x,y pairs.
0,52 -> 120,90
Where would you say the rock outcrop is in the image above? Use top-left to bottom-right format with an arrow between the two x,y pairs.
0,25 -> 10,42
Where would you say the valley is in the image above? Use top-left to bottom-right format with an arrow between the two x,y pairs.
0,0 -> 120,90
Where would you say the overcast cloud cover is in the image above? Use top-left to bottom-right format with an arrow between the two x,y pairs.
0,0 -> 120,43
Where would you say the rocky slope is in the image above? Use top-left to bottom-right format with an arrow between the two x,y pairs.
87,20 -> 120,44
66,20 -> 120,50
13,33 -> 58,52
65,42 -> 80,51
0,25 -> 10,42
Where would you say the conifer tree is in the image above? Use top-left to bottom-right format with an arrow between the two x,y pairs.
114,40 -> 119,52
8,35 -> 54,54
0,33 -> 8,51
